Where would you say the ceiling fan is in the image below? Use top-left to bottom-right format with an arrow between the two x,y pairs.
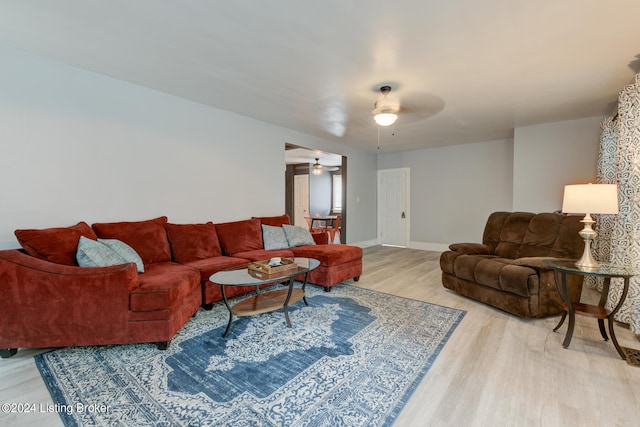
372,85 -> 401,126
311,158 -> 339,175
370,84 -> 446,128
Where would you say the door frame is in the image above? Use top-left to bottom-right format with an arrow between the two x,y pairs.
377,168 -> 410,247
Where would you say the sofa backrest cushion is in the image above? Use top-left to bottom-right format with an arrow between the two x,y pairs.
15,221 -> 98,266
494,212 -> 535,258
253,214 -> 291,227
547,215 -> 584,258
165,222 -> 222,263
483,211 -> 583,259
92,216 -> 171,265
215,218 -> 263,256
518,213 -> 565,257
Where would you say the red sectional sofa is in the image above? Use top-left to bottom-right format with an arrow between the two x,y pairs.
0,214 -> 362,357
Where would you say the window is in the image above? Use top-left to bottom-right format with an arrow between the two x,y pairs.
332,174 -> 342,213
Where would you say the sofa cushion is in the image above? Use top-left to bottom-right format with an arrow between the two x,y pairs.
253,214 -> 291,227
15,221 -> 98,266
183,256 -> 249,282
261,225 -> 290,250
291,244 -> 363,265
517,213 -> 561,258
76,236 -> 128,268
99,239 -> 145,272
283,224 -> 315,247
92,217 -> 171,265
131,262 -> 200,312
494,212 -> 535,258
165,222 -> 222,263
453,254 -> 494,282
215,219 -> 263,256
474,258 -> 514,291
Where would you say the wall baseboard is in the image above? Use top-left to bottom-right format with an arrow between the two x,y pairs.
351,239 -> 379,249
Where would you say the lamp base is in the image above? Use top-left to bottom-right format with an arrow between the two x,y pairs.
575,214 -> 599,269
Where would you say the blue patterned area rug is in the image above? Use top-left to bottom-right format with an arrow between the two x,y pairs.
35,284 -> 465,426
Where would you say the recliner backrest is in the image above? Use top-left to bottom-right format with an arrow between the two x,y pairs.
482,211 -> 583,259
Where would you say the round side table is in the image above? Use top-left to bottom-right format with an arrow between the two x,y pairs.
543,259 -> 635,359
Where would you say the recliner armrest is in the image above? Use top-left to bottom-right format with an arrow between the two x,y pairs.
512,257 -> 560,270
448,243 -> 492,255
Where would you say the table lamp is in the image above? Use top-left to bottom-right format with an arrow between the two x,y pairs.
561,183 -> 618,269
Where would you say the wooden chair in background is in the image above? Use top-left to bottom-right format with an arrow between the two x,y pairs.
327,215 -> 341,244
304,214 -> 324,234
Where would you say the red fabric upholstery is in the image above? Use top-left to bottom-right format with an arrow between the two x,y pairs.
131,263 -> 201,312
2,213 -> 365,354
92,217 -> 171,265
290,245 -> 363,288
15,222 -> 97,266
165,222 -> 222,263
182,256 -> 248,283
0,250 -> 137,348
253,214 -> 291,226
306,259 -> 362,287
214,218 -> 263,255
128,283 -> 202,341
312,232 -> 329,245
291,244 -> 362,265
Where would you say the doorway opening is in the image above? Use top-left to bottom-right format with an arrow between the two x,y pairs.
285,143 -> 347,243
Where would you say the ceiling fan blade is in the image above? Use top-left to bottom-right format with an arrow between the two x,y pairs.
399,92 -> 446,120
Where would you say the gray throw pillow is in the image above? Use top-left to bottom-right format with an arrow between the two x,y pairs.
76,236 -> 128,268
99,238 -> 145,272
282,224 -> 316,247
261,225 -> 290,250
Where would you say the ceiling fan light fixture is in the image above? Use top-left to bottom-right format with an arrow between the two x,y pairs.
374,112 -> 398,126
312,158 -> 323,175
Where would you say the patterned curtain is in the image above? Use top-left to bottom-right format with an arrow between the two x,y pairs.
596,73 -> 640,333
588,117 -> 619,291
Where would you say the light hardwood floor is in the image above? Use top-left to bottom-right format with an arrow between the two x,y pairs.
1,246 -> 639,426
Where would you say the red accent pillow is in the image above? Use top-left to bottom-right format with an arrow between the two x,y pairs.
215,219 -> 263,255
15,222 -> 98,266
253,214 -> 291,227
165,222 -> 222,263
91,217 -> 171,265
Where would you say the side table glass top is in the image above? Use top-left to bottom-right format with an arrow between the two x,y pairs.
543,259 -> 638,278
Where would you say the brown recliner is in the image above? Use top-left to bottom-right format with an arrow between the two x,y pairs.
440,212 -> 584,318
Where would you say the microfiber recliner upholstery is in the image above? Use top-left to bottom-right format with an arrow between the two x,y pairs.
440,212 -> 585,318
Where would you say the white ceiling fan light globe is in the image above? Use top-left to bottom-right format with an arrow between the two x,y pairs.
374,113 -> 398,126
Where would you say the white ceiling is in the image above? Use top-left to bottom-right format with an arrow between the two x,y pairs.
2,1 -> 640,153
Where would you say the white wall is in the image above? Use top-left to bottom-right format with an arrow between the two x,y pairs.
0,47 -> 378,249
377,139 -> 514,248
513,117 -> 602,212
377,117 -> 603,249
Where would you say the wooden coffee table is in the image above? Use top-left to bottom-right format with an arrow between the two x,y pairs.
209,257 -> 320,337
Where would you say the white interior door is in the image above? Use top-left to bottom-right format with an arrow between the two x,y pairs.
294,174 -> 310,227
378,168 -> 410,247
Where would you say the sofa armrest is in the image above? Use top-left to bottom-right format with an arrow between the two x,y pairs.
512,257 -> 561,270
448,242 -> 492,255
0,250 -> 139,349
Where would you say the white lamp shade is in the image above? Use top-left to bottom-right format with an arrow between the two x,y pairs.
373,113 -> 398,126
562,184 -> 619,215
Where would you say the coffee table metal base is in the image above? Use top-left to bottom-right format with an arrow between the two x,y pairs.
220,279 -> 308,338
